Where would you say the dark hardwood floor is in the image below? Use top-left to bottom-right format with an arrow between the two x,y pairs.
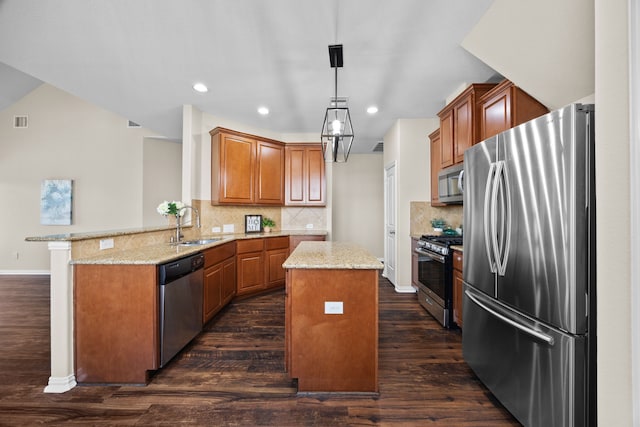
0,274 -> 520,426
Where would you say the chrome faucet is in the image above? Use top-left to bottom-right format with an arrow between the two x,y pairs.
174,205 -> 201,243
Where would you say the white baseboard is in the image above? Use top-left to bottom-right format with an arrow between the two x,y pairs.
0,270 -> 50,275
44,375 -> 77,393
394,284 -> 417,294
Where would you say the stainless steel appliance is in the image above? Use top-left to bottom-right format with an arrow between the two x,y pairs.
437,163 -> 464,204
414,235 -> 463,328
462,103 -> 596,426
159,252 -> 204,367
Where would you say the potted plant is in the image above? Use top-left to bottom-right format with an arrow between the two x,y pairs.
262,217 -> 276,232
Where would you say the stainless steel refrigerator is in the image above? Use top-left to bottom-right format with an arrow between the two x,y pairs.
462,103 -> 596,427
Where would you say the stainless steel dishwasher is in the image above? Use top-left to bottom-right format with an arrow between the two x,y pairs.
158,252 -> 204,367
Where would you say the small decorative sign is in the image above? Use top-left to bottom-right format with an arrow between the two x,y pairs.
40,179 -> 73,225
245,214 -> 262,233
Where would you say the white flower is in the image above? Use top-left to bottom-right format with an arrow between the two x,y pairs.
157,200 -> 186,216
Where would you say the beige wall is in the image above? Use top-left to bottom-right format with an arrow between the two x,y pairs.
0,84 -> 175,271
384,117 -> 438,291
142,137 -> 182,227
331,154 -> 384,258
594,0 -> 633,424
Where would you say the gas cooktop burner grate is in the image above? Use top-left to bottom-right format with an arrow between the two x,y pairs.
420,235 -> 463,246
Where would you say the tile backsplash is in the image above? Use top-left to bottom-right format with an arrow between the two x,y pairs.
192,200 -> 327,233
410,201 -> 463,236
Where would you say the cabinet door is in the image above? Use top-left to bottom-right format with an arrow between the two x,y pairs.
429,129 -> 445,206
452,250 -> 464,328
256,140 -> 285,205
219,132 -> 255,204
306,146 -> 325,205
285,144 -> 325,206
453,97 -> 473,164
221,257 -> 236,304
411,238 -> 421,287
439,109 -> 454,168
203,263 -> 224,323
265,248 -> 288,289
481,87 -> 512,141
237,252 -> 264,295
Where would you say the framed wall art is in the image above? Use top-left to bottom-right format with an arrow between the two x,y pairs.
245,214 -> 262,233
40,179 -> 73,225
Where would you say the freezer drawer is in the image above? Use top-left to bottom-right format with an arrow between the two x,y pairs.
462,284 -> 588,427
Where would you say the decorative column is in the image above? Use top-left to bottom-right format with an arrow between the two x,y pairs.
43,241 -> 77,393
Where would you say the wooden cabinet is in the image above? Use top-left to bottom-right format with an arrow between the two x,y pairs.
411,237 -> 420,288
438,83 -> 497,168
452,250 -> 464,329
479,79 -> 549,141
285,144 -> 326,206
74,264 -> 158,384
256,139 -> 286,205
236,236 -> 290,296
210,127 -> 284,206
264,236 -> 289,289
236,238 -> 265,296
203,241 -> 236,323
288,234 -> 326,255
429,129 -> 445,206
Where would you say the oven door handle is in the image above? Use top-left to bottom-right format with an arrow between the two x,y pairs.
414,248 -> 446,263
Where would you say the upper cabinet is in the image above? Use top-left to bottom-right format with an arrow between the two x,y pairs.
479,79 -> 549,141
429,129 -> 445,207
210,128 -> 284,206
285,144 -> 326,206
437,83 -> 497,168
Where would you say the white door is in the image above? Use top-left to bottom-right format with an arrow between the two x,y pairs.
384,162 -> 396,285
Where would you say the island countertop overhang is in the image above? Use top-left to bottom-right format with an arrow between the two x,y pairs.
283,241 -> 383,270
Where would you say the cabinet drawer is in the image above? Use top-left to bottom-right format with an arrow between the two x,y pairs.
265,236 -> 289,251
204,241 -> 236,268
453,250 -> 463,271
237,238 -> 264,254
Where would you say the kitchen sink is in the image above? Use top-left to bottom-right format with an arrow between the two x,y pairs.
178,238 -> 223,246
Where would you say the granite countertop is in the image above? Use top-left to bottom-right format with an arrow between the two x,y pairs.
60,229 -> 327,265
283,241 -> 383,270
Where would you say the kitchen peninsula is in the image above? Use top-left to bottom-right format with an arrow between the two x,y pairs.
26,226 -> 326,391
283,241 -> 383,392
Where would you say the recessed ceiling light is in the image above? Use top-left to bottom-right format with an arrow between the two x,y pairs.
258,106 -> 269,115
193,83 -> 208,93
367,106 -> 378,114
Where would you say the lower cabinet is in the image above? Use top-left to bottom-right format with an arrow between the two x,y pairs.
203,241 -> 237,324
452,249 -> 464,329
265,236 -> 289,289
236,236 -> 291,296
74,264 -> 158,384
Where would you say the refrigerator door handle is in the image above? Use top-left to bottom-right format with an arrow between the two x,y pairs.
484,163 -> 497,273
465,289 -> 555,345
496,161 -> 512,276
489,162 -> 502,274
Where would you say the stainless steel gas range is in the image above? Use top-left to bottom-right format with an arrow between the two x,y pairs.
414,235 -> 463,328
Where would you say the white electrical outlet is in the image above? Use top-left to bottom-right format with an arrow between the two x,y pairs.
212,226 -> 221,233
324,301 -> 344,315
99,238 -> 114,250
306,223 -> 314,229
223,224 -> 234,233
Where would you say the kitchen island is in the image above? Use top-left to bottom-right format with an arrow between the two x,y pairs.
283,242 -> 383,393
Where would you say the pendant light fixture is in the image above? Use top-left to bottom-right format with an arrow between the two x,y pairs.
321,44 -> 354,162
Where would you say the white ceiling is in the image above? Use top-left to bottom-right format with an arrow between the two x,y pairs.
0,0 -> 499,153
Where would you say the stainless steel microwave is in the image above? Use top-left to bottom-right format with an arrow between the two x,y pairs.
437,163 -> 464,204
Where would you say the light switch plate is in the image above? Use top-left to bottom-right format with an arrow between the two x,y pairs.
223,224 -> 234,233
324,301 -> 343,315
306,223 -> 314,229
211,226 -> 221,233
